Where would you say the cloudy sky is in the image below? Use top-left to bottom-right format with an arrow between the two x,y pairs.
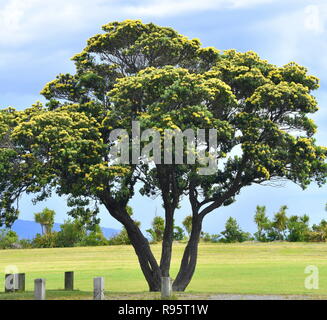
1,0 -> 326,234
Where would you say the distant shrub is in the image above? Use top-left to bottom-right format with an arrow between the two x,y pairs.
306,231 -> 325,242
220,217 -> 252,243
287,215 -> 310,242
173,226 -> 185,241
78,225 -> 108,246
200,232 -> 215,242
18,239 -> 33,249
182,216 -> 192,237
108,228 -> 130,245
146,216 -> 165,243
55,220 -> 86,247
0,229 -> 19,249
309,220 -> 327,242
32,232 -> 58,248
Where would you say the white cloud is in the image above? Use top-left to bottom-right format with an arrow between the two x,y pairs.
0,0 -> 279,47
250,3 -> 327,66
0,0 -> 122,47
228,0 -> 275,8
245,3 -> 327,146
123,0 -> 276,17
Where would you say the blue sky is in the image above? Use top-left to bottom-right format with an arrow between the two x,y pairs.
0,0 -> 326,234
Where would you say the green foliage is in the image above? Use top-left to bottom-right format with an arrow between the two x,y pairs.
31,219 -> 109,248
287,215 -> 310,242
254,206 -> 272,242
253,206 -> 309,242
55,220 -> 86,247
220,217 -> 252,243
66,197 -> 100,230
108,228 -> 131,245
32,232 -> 58,248
146,216 -> 185,242
272,205 -> 288,240
173,226 -> 185,241
146,216 -> 165,243
309,219 -> 327,242
78,225 -> 108,246
200,232 -> 220,243
34,208 -> 56,235
0,229 -> 18,249
182,216 -> 192,236
17,238 -> 33,249
254,205 -> 289,242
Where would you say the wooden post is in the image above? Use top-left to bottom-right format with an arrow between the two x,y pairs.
17,273 -> 25,292
93,277 -> 105,300
65,271 -> 74,291
34,279 -> 46,300
161,277 -> 172,299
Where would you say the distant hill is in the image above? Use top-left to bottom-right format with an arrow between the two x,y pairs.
10,219 -> 119,240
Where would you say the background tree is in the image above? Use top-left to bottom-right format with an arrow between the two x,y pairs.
182,215 -> 192,237
55,219 -> 86,247
309,219 -> 327,242
173,226 -> 185,241
78,224 -> 108,247
0,20 -> 326,292
287,215 -> 310,242
272,205 -> 288,240
34,208 -> 56,235
220,217 -> 252,243
0,229 -> 18,249
146,216 -> 165,243
254,206 -> 271,242
32,232 -> 58,248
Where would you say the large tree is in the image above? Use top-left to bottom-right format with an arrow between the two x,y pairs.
0,20 -> 326,291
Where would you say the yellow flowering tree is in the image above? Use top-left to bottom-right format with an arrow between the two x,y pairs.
0,20 -> 326,292
106,52 -> 327,290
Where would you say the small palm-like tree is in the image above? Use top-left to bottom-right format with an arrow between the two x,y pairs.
34,208 -> 55,235
273,205 -> 288,240
254,206 -> 270,241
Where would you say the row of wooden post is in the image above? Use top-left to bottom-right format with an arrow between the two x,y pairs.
5,272 -> 173,300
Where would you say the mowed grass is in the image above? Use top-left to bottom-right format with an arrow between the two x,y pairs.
0,242 -> 326,298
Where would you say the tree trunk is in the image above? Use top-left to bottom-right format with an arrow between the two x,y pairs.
104,203 -> 162,291
160,208 -> 174,276
157,166 -> 177,278
173,214 -> 203,291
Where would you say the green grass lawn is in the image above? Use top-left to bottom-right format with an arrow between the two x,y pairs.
0,242 -> 326,299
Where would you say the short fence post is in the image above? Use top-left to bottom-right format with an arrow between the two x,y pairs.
161,277 -> 172,299
65,271 -> 74,291
93,277 -> 105,300
5,274 -> 18,293
17,273 -> 25,292
34,279 -> 46,300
